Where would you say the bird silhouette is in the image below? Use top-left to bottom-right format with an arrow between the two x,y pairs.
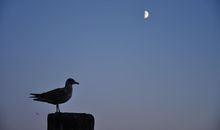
30,78 -> 79,112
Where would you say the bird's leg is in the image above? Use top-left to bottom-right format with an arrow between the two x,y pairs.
56,104 -> 60,112
58,104 -> 60,112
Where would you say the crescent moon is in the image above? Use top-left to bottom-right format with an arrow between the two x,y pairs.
144,10 -> 149,20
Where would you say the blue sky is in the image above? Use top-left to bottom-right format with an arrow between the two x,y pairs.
0,0 -> 220,130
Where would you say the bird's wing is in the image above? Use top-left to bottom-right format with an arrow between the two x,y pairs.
40,88 -> 66,100
31,87 -> 67,103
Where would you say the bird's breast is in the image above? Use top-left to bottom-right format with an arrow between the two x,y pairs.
59,86 -> 72,104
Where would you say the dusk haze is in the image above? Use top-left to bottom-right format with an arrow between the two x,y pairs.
0,0 -> 220,130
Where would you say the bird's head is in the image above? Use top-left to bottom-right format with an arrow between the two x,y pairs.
66,78 -> 79,86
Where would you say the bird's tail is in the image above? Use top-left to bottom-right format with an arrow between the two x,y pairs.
30,93 -> 41,98
30,93 -> 48,102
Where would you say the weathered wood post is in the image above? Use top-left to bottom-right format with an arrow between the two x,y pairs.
48,112 -> 95,130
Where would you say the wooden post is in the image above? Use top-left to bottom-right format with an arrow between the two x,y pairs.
48,112 -> 95,130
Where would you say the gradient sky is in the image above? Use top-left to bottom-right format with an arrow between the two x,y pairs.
0,0 -> 220,130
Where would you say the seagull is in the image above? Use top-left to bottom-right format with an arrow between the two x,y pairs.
30,78 -> 79,112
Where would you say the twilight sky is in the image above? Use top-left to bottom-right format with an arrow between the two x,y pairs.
0,0 -> 220,130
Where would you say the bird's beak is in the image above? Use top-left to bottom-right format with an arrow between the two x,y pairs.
75,82 -> 79,85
